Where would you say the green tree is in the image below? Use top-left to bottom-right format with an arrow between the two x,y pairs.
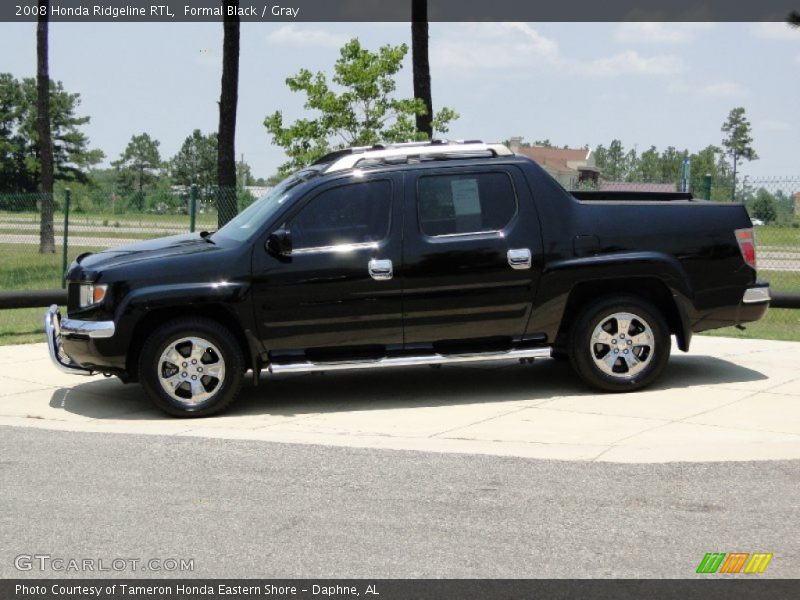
236,158 -> 254,187
595,139 -> 626,180
0,73 -> 25,191
111,133 -> 162,193
635,146 -> 662,182
750,188 -> 777,223
19,77 -> 104,188
721,107 -> 758,200
264,38 -> 459,173
659,146 -> 687,185
623,147 -> 638,182
170,130 -> 218,196
0,75 -> 103,193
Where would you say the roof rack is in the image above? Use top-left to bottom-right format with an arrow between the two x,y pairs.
319,140 -> 513,173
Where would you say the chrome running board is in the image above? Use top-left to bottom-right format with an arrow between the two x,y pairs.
268,347 -> 551,375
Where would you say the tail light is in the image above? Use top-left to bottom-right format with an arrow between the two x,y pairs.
735,228 -> 756,269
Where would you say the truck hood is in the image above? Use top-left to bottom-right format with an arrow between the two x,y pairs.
73,233 -> 223,272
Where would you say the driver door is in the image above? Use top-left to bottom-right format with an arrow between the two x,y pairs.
250,173 -> 404,361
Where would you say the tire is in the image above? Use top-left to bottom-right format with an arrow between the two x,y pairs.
138,317 -> 245,417
568,295 -> 670,393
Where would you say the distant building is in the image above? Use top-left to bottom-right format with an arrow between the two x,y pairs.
245,186 -> 271,198
508,137 -> 599,188
599,181 -> 677,193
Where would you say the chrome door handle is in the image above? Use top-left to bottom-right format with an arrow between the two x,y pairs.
507,248 -> 532,270
368,258 -> 393,281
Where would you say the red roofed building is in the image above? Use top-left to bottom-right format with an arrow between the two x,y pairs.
509,137 -> 599,188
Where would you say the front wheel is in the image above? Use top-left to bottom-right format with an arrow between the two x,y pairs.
569,295 -> 670,393
139,317 -> 245,417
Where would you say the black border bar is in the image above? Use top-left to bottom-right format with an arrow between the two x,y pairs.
2,0 -> 799,22
5,579 -> 800,600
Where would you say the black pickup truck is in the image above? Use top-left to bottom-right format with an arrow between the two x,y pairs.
45,141 -> 770,417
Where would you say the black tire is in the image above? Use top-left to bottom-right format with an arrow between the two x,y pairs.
138,317 -> 245,417
568,295 -> 670,393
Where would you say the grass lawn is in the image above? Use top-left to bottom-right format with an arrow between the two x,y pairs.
0,307 -> 50,345
755,225 -> 800,250
701,308 -> 800,342
0,243 -> 98,290
761,269 -> 800,292
1,244 -> 798,346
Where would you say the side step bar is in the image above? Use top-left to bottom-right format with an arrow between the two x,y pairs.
268,347 -> 552,375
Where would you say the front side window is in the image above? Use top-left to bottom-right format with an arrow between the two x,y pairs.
214,168 -> 321,243
289,180 -> 392,250
417,172 -> 517,237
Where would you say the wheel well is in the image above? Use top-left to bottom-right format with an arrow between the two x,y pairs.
125,305 -> 253,379
555,278 -> 686,351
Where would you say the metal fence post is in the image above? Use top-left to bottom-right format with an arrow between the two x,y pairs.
61,188 -> 71,289
702,174 -> 712,200
189,185 -> 197,233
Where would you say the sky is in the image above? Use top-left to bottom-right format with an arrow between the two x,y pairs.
0,21 -> 798,179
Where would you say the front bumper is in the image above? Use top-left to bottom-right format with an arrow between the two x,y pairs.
44,304 -> 115,375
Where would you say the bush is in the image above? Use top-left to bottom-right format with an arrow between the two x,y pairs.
749,189 -> 778,223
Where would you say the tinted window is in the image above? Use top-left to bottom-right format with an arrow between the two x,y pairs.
290,180 -> 391,250
418,172 -> 517,236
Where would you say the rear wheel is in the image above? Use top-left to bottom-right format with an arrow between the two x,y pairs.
569,295 -> 670,392
139,317 -> 244,417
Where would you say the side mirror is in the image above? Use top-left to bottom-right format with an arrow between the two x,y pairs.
266,228 -> 292,257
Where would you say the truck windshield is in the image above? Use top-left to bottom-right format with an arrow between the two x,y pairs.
213,168 -> 320,243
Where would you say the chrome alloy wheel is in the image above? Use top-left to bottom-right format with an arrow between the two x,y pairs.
157,336 -> 226,405
589,312 -> 654,379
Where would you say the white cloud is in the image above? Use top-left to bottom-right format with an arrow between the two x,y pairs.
613,22 -> 713,44
267,25 -> 347,47
667,80 -> 750,97
431,23 -> 683,76
700,81 -> 751,97
430,22 -> 558,70
752,22 -> 800,41
757,119 -> 792,132
582,51 -> 684,76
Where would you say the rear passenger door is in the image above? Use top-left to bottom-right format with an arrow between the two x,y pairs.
401,165 -> 542,351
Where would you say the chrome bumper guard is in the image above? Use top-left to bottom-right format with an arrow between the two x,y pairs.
742,286 -> 770,304
44,304 -> 115,375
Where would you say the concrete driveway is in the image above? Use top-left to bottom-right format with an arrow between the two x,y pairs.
1,336 -> 799,463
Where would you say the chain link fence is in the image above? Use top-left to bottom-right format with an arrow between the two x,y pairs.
0,186 -> 252,290
1,176 -> 798,340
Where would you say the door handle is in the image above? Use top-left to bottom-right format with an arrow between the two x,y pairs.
368,258 -> 393,281
507,248 -> 532,270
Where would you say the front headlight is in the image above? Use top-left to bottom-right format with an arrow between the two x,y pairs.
78,283 -> 109,308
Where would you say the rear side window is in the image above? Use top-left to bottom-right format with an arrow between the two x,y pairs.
289,180 -> 392,250
417,172 -> 517,236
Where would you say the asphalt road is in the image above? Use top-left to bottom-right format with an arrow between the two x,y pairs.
1,426 -> 798,579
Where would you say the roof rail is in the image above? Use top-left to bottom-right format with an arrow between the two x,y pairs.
321,140 -> 513,173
